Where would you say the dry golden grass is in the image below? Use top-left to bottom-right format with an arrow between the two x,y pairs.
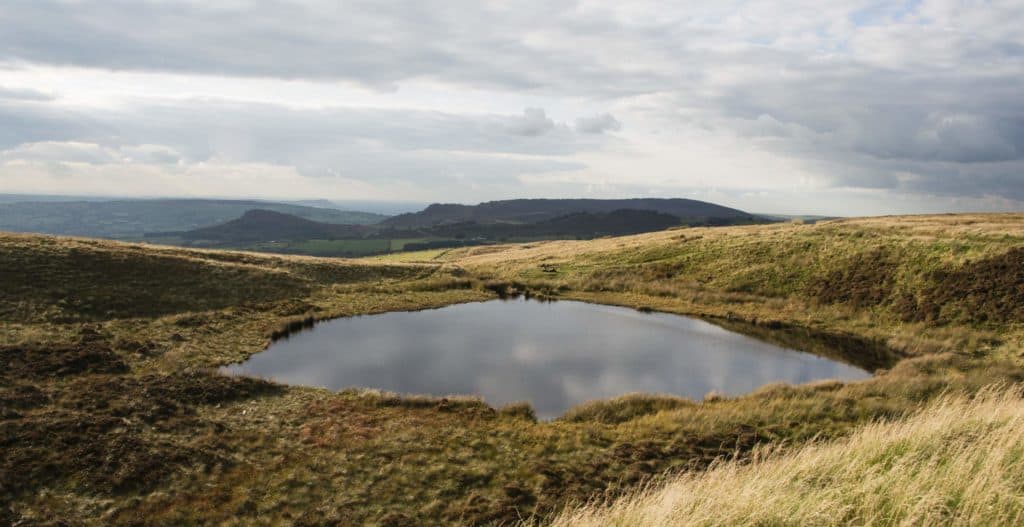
550,385 -> 1024,527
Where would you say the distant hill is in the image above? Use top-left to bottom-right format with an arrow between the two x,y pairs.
382,198 -> 756,228
414,209 -> 687,239
142,198 -> 765,257
327,200 -> 431,215
0,198 -> 388,239
153,209 -> 372,242
533,209 -> 685,236
151,207 -> 713,255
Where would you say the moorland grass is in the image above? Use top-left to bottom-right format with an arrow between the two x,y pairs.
549,386 -> 1024,527
2,214 -> 1023,525
448,214 -> 1024,359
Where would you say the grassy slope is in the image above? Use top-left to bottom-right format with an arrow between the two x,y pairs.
2,214 -> 1024,525
551,387 -> 1024,527
447,214 -> 1024,357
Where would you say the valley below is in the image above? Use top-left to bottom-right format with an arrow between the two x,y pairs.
3,213 -> 1024,525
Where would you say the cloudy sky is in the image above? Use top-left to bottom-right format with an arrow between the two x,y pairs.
1,0 -> 1022,215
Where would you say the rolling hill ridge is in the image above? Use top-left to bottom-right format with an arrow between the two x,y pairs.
141,198 -> 765,256
151,209 -> 373,242
382,198 -> 757,228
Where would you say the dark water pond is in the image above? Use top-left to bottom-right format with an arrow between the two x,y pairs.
223,299 -> 870,419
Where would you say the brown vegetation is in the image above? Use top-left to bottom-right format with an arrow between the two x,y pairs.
2,214 -> 1024,525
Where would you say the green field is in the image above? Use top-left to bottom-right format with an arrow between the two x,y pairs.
247,238 -> 392,256
239,238 -> 453,257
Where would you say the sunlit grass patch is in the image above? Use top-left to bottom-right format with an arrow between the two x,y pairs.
549,386 -> 1024,527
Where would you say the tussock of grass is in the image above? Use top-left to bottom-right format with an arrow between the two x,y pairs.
498,401 -> 539,422
560,393 -> 696,425
550,386 -> 1024,527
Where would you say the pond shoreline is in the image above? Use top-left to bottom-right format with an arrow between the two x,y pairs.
223,296 -> 871,420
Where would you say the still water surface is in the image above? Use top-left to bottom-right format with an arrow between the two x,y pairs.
223,299 -> 869,419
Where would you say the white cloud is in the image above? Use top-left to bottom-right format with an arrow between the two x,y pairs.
1,141 -> 120,164
0,0 -> 1021,214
